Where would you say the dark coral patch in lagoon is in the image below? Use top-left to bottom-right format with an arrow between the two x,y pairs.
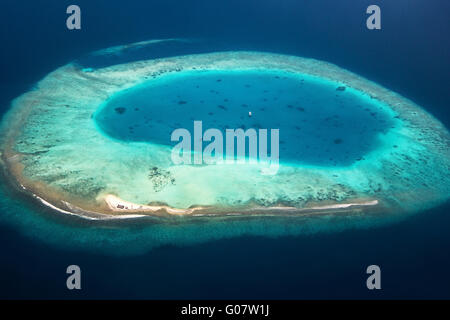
114,107 -> 126,114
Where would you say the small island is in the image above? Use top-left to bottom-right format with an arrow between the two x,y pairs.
0,50 -> 449,220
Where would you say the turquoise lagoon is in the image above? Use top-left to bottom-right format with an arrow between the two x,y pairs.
95,70 -> 394,167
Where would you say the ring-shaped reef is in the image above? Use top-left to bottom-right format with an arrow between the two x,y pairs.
1,51 -> 449,221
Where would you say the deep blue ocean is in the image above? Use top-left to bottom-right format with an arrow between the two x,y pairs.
0,0 -> 449,299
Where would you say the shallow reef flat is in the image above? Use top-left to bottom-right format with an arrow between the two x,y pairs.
0,50 -> 449,220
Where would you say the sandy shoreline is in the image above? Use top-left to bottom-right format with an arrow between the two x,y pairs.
39,190 -> 382,221
104,193 -> 379,215
51,193 -> 381,221
103,194 -> 203,215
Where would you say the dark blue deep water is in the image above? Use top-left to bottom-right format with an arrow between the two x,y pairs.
0,0 -> 449,299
